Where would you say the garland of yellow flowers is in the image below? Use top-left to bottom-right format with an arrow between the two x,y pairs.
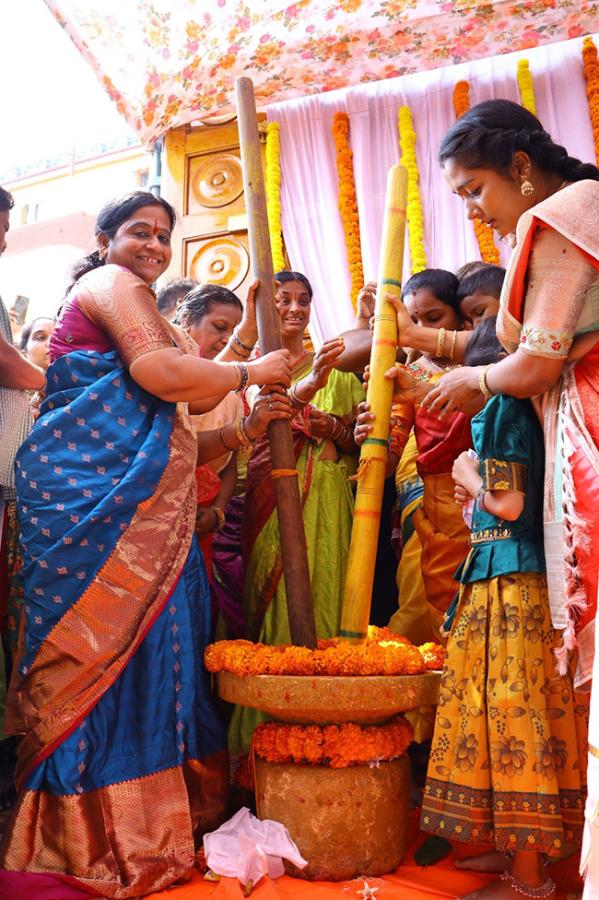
516,59 -> 537,116
332,112 -> 364,310
398,105 -> 427,273
452,81 -> 500,265
582,37 -> 599,165
252,716 -> 414,768
265,122 -> 286,273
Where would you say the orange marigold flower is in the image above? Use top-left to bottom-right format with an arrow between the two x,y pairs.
252,717 -> 414,768
332,112 -> 364,309
204,636 -> 442,677
452,80 -> 499,264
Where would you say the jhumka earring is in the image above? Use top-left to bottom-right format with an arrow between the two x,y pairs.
520,178 -> 535,197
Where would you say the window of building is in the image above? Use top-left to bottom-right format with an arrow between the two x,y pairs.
136,168 -> 150,188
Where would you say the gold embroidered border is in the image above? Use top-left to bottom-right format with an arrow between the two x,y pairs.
0,755 -> 228,898
482,458 -> 527,494
471,526 -> 513,545
13,405 -> 198,783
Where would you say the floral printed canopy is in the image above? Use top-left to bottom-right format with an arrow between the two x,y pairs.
46,0 -> 599,145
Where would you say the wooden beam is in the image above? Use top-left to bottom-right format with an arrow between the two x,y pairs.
235,76 -> 317,649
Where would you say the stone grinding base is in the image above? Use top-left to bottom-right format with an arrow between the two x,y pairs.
255,755 -> 411,881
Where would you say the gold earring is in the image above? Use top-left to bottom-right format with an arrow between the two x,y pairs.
99,247 -> 107,260
520,178 -> 534,197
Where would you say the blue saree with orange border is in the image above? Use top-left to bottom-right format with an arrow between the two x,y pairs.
0,266 -> 228,898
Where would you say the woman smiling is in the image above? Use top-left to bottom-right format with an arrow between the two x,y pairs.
0,191 -> 291,898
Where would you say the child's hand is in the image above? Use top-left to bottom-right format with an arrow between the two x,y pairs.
451,450 -> 481,496
354,400 -> 374,446
454,484 -> 471,506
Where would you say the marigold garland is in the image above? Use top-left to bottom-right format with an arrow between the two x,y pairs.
204,626 -> 445,677
252,716 -> 414,768
265,122 -> 286,273
582,37 -> 599,165
398,105 -> 427,274
516,59 -> 537,117
452,81 -> 500,265
453,80 -> 470,119
332,112 -> 364,310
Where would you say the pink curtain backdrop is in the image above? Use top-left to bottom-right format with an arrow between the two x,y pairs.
268,36 -> 597,346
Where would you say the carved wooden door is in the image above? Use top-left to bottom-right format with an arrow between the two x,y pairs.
162,115 -> 267,298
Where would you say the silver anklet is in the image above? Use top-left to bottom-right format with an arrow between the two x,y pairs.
499,871 -> 556,897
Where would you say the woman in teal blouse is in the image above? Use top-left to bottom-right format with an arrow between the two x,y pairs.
418,318 -> 587,900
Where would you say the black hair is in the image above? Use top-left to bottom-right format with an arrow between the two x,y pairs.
401,268 -> 460,313
439,99 -> 599,183
177,283 -> 242,327
274,270 -> 313,300
19,316 -> 55,351
69,191 -> 177,287
457,264 -> 505,305
463,316 -> 504,366
156,277 -> 197,314
455,261 -> 486,282
0,186 -> 14,213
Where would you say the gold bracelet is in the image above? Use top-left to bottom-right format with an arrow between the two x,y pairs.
435,327 -> 447,358
449,330 -> 458,360
232,328 -> 255,353
227,339 -> 251,360
478,364 -> 495,401
289,384 -> 308,409
208,505 -> 226,530
234,418 -> 252,448
232,363 -> 249,393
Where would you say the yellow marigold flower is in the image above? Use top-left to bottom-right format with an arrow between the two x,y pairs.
583,37 -> 599,165
398,106 -> 427,274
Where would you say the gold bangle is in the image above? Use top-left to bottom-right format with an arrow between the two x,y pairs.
227,339 -> 251,359
435,327 -> 446,358
208,505 -> 226,530
234,418 -> 251,448
232,328 -> 255,353
449,330 -> 458,360
289,384 -> 308,409
478,364 -> 494,401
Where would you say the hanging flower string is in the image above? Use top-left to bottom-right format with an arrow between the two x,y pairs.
582,37 -> 599,165
332,112 -> 364,310
398,105 -> 427,274
252,716 -> 414,768
265,121 -> 286,273
452,81 -> 500,265
516,59 -> 537,116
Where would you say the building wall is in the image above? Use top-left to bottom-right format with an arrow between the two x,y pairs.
1,146 -> 153,320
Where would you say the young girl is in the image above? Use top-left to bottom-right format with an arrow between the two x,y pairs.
356,268 -> 471,639
419,318 -> 586,900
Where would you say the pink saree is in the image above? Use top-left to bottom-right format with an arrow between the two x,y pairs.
498,179 -> 599,689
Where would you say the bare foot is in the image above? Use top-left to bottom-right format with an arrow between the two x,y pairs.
454,851 -> 509,873
459,877 -> 555,899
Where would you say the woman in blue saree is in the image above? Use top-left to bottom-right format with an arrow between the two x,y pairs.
0,191 -> 291,898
